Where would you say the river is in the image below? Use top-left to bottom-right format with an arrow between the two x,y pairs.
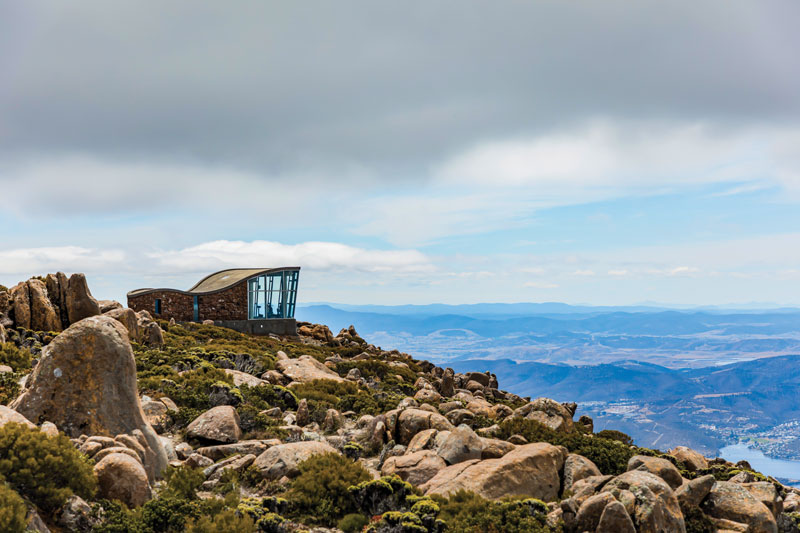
720,443 -> 800,484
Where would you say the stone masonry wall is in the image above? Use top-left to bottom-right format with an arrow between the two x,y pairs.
127,282 -> 248,323
128,291 -> 193,322
197,283 -> 248,321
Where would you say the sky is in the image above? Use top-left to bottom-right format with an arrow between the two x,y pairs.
2,1 -> 800,306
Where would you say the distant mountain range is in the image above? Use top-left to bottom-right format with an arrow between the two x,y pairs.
296,302 -> 800,457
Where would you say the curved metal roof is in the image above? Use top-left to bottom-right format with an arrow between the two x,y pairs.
127,267 -> 300,297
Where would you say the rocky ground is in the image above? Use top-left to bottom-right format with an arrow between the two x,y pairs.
1,274 -> 800,532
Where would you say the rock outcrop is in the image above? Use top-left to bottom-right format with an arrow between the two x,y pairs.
10,315 -> 167,479
185,406 -> 242,444
421,442 -> 567,501
276,353 -> 344,383
253,441 -> 339,480
94,453 -> 151,507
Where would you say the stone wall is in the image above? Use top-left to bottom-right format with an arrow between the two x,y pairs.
198,283 -> 248,321
127,282 -> 248,323
128,290 -> 193,322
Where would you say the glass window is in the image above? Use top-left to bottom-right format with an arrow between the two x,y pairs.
247,270 -> 299,319
154,298 -> 161,315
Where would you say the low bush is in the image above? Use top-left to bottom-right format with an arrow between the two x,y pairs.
186,510 -> 256,533
163,465 -> 205,500
338,513 -> 369,533
286,452 -> 371,526
0,422 -> 96,513
0,483 -> 26,533
595,429 -> 634,446
497,418 -> 634,475
0,371 -> 22,404
0,342 -> 32,372
432,490 -> 556,533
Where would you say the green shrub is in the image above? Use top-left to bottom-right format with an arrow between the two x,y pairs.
0,343 -> 32,372
338,513 -> 369,533
163,465 -> 205,500
186,510 -> 256,533
0,422 -> 96,512
432,490 -> 556,533
596,429 -> 634,446
0,483 -> 26,533
349,475 -> 417,517
497,418 -> 634,475
139,496 -> 200,532
286,452 -> 371,526
0,371 -> 22,405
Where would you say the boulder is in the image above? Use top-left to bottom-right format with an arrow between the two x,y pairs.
571,475 -> 614,505
602,470 -> 685,533
479,438 -> 515,459
141,321 -> 164,348
422,442 -> 567,501
57,495 -> 96,531
0,405 -> 35,428
435,424 -> 483,465
701,481 -> 777,533
141,400 -> 168,432
563,453 -> 602,491
28,279 -> 60,332
65,274 -> 100,325
575,492 -> 616,532
628,455 -> 684,490
277,355 -> 344,383
10,283 -> 31,329
253,441 -> 338,480
397,408 -> 454,444
186,405 -> 242,444
98,300 -> 123,313
676,474 -> 716,507
597,499 -> 636,533
382,450 -> 447,486
94,453 -> 151,507
669,446 -> 709,472
10,316 -> 167,479
440,369 -> 455,397
104,308 -> 139,342
224,369 -> 264,387
742,482 -> 783,518
514,397 -> 574,432
407,428 -> 438,453
296,399 -> 310,427
0,323 -> 5,344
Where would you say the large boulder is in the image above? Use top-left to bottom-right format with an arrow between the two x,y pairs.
676,474 -> 716,507
28,279 -> 60,332
513,397 -> 574,432
0,405 -> 35,428
94,453 -> 151,507
435,424 -> 483,465
104,308 -> 139,342
597,499 -> 636,533
741,482 -> 783,518
701,481 -> 777,533
9,283 -> 31,329
276,354 -> 344,383
10,315 -> 167,480
563,453 -> 602,491
397,408 -> 454,444
382,450 -> 447,486
669,446 -> 709,472
253,441 -> 338,480
186,406 -> 242,444
65,274 -> 100,325
627,455 -> 684,490
224,369 -> 264,387
602,470 -> 685,533
421,442 -> 567,501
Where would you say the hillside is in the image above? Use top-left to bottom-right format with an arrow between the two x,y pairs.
0,275 -> 798,532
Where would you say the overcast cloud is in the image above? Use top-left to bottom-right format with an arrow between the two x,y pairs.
2,1 -> 800,304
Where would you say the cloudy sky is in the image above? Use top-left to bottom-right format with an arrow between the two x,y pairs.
2,1 -> 800,306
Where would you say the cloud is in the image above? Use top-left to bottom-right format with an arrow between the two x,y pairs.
0,246 -> 126,276
434,122 -> 797,193
148,240 -> 433,275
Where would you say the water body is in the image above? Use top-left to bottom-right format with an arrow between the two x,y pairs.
720,443 -> 800,483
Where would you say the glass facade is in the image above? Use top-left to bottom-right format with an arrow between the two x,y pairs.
247,270 -> 299,319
